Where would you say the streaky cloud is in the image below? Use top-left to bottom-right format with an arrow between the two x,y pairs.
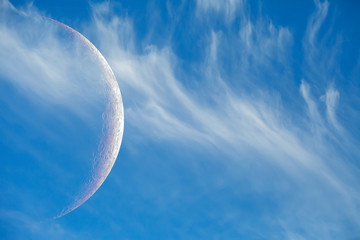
195,0 -> 244,23
84,1 -> 360,238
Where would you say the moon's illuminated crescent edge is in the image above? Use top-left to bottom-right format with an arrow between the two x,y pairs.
51,20 -> 124,219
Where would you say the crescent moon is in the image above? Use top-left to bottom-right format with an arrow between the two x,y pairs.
51,20 -> 124,218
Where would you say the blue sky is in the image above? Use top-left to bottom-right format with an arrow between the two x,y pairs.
1,0 -> 360,239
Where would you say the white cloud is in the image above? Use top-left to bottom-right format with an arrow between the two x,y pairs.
300,79 -> 324,134
196,0 -> 243,23
306,0 -> 329,47
85,1 -> 360,237
322,86 -> 341,130
0,7 -> 107,121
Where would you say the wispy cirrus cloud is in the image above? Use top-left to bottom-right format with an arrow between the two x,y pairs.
195,0 -> 243,23
85,1 -> 360,238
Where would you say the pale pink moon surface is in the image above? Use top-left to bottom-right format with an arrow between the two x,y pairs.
51,20 -> 124,218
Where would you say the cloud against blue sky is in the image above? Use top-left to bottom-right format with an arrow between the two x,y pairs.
1,0 -> 360,239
